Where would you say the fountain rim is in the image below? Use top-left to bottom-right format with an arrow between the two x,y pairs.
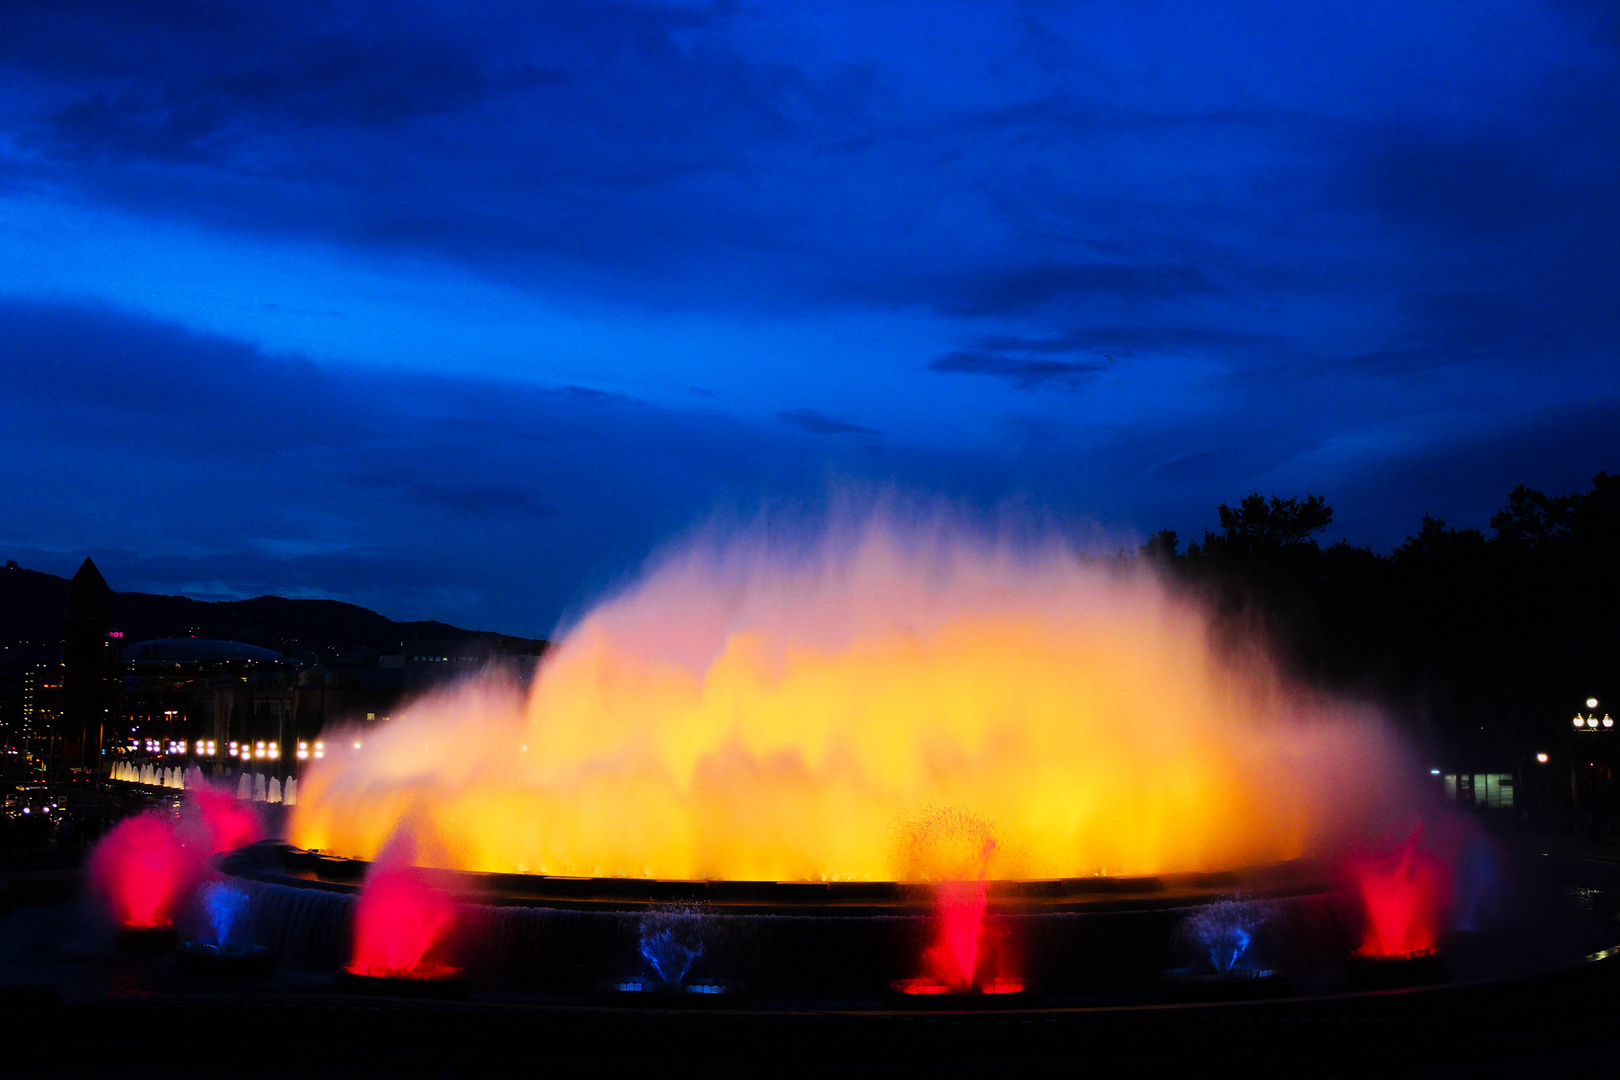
222,843 -> 1336,916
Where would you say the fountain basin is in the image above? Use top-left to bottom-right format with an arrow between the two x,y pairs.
336,964 -> 471,1000
887,976 -> 1040,1009
221,844 -> 1359,999
1345,947 -> 1443,988
175,941 -> 274,981
1156,966 -> 1288,1002
590,977 -> 748,1009
116,926 -> 178,953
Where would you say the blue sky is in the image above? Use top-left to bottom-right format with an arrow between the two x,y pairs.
1,0 -> 1616,635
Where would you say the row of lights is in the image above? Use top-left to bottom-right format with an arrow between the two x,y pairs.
124,737 -> 349,760
1573,697 -> 1613,729
128,738 -> 218,756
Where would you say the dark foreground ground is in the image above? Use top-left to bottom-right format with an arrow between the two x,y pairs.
2,830 -> 1619,1079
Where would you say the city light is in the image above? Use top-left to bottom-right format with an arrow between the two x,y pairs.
1536,752 -> 1549,764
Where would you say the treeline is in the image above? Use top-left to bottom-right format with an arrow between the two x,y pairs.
1140,473 -> 1620,769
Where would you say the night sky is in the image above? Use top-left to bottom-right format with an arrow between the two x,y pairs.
1,1 -> 1616,635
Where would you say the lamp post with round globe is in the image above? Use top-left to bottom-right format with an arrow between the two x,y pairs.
1570,698 -> 1614,841
1572,697 -> 1613,733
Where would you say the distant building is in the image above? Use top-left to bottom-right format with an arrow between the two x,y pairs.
116,637 -> 287,756
21,661 -> 64,756
108,633 -> 543,782
1,559 -> 547,781
62,557 -> 111,765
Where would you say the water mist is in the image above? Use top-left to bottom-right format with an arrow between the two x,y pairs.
292,509 -> 1421,882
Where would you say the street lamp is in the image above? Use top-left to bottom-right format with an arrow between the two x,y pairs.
1573,697 -> 1613,731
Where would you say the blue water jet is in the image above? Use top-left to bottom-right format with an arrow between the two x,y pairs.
1185,896 -> 1265,975
637,905 -> 706,986
200,881 -> 251,948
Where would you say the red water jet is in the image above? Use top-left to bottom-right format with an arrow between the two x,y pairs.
932,880 -> 987,989
1347,832 -> 1449,958
347,862 -> 456,978
895,879 -> 1026,995
190,787 -> 261,854
88,812 -> 190,929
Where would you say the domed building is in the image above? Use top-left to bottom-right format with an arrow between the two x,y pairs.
117,637 -> 294,763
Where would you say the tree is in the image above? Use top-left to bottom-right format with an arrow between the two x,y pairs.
1192,492 -> 1333,564
1216,492 -> 1332,546
1138,529 -> 1179,562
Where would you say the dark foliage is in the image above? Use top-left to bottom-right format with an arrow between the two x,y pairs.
1167,473 -> 1620,774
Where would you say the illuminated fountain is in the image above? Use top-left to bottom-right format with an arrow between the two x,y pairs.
176,880 -> 274,980
336,837 -> 467,998
291,515 -> 1415,882
88,783 -> 264,951
1344,832 -> 1449,987
594,903 -> 744,1006
89,812 -> 190,950
228,511 -> 1429,998
890,809 -> 1030,1003
1159,895 -> 1287,1001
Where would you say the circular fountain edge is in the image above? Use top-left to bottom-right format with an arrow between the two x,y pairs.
221,841 -> 1334,915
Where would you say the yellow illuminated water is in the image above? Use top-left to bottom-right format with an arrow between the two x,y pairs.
290,518 -> 1412,880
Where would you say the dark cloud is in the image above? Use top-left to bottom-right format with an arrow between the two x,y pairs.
929,350 -> 1109,390
1549,0 -> 1620,52
1349,128 -> 1556,239
0,299 -> 355,454
405,483 -> 557,522
0,299 -> 993,630
1346,283 -> 1620,375
0,298 -> 795,629
1,1 -> 1618,632
937,262 -> 1214,316
776,408 -> 879,437
965,325 -> 1272,356
550,384 -> 647,408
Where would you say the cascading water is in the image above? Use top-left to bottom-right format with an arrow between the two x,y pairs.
291,512 -> 1419,884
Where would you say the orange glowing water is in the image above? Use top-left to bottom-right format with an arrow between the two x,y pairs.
291,518 -> 1413,881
